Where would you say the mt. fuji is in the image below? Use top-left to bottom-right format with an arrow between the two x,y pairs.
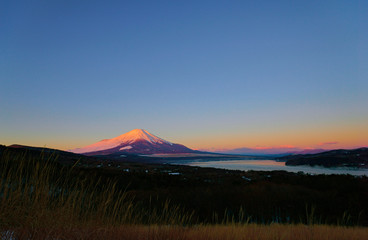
70,129 -> 195,155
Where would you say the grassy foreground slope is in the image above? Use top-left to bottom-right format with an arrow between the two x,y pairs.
1,145 -> 368,239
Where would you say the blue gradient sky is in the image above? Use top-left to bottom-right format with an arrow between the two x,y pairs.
1,0 -> 367,150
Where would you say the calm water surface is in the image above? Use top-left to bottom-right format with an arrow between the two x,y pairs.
179,159 -> 368,176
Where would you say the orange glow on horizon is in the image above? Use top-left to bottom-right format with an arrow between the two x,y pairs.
252,145 -> 296,150
3,124 -> 367,152
181,125 -> 368,151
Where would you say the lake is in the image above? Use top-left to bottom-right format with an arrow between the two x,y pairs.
177,159 -> 368,176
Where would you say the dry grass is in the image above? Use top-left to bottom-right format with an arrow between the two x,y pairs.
2,224 -> 368,240
0,150 -> 193,230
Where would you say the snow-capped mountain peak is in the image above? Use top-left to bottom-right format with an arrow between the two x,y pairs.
114,129 -> 173,145
70,129 -> 193,155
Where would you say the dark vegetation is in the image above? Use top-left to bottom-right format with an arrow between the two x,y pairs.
282,148 -> 368,168
1,145 -> 368,227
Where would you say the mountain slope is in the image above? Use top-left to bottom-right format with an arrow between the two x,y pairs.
1,144 -> 105,166
70,129 -> 195,155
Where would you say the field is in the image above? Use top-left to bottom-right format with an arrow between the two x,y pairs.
1,146 -> 368,239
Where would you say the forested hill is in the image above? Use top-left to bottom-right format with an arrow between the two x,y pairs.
280,148 -> 368,168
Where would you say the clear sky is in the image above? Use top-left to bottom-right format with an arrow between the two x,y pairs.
1,0 -> 367,151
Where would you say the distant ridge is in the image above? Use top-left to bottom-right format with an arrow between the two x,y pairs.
69,129 -> 195,155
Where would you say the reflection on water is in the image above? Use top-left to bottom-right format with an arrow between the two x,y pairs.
180,159 -> 368,176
